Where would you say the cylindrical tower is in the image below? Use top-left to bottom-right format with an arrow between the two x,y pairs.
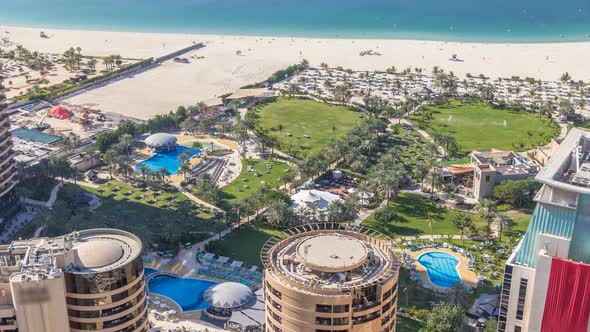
261,224 -> 400,332
62,229 -> 148,332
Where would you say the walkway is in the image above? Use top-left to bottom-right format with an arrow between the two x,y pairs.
172,183 -> 222,212
22,182 -> 63,208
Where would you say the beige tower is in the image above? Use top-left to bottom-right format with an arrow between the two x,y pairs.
0,228 -> 147,332
0,70 -> 19,218
261,224 -> 400,332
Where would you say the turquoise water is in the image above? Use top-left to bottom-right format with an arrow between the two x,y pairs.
147,273 -> 218,311
1,0 -> 589,42
417,251 -> 462,288
10,128 -> 62,144
135,146 -> 198,175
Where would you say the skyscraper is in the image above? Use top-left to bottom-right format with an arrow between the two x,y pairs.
0,73 -> 19,218
498,128 -> 590,332
261,223 -> 400,332
0,228 -> 148,332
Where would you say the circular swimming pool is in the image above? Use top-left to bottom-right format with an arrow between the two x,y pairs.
417,251 -> 462,288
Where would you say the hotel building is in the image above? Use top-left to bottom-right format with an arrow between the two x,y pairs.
0,78 -> 19,218
498,128 -> 590,332
0,228 -> 147,332
261,223 -> 400,332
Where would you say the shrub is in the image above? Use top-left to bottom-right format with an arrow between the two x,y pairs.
374,205 -> 397,224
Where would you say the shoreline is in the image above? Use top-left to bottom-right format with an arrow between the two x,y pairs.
3,25 -> 590,119
3,25 -> 590,47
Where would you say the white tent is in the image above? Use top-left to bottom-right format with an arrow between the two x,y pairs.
203,282 -> 253,309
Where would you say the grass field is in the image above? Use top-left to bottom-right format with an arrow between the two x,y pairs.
47,181 -> 220,249
206,224 -> 284,268
218,159 -> 291,206
362,193 -> 482,237
252,97 -> 361,157
411,101 -> 560,154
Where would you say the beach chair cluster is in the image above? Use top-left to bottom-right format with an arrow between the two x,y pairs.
197,252 -> 263,289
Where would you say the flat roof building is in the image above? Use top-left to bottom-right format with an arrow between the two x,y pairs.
261,223 -> 400,332
0,228 -> 147,332
497,128 -> 590,332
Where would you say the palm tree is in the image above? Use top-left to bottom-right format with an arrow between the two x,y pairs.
448,283 -> 468,306
266,200 -> 292,226
427,211 -> 438,237
177,163 -> 191,180
138,164 -> 149,183
497,212 -> 513,242
476,198 -> 497,234
158,167 -> 171,185
326,200 -> 343,222
101,150 -> 118,179
277,124 -> 284,144
452,213 -> 473,248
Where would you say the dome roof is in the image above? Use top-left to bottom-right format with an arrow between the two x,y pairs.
203,282 -> 253,309
298,190 -> 320,203
145,133 -> 177,147
72,240 -> 124,269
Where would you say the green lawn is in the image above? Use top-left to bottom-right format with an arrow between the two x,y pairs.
44,180 -> 221,250
206,224 -> 284,268
218,158 -> 291,206
362,193 -> 482,237
410,101 -> 560,154
397,316 -> 425,332
252,97 -> 361,157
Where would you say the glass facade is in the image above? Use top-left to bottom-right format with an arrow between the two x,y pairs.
65,255 -> 147,331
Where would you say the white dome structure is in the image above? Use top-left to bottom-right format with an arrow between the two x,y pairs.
203,282 -> 253,309
144,133 -> 177,150
291,189 -> 341,210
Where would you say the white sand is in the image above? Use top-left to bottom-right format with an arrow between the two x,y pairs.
3,26 -> 590,119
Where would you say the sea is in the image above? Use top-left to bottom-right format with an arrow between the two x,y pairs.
0,0 -> 589,43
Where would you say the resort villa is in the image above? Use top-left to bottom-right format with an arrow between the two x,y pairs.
498,128 -> 590,332
444,150 -> 540,200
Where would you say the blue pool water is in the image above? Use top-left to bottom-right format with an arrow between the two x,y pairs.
144,267 -> 158,277
1,0 -> 589,42
417,251 -> 462,288
135,146 -> 198,175
147,273 -> 218,311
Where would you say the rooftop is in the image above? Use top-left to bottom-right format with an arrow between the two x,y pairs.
261,223 -> 399,294
144,133 -> 177,147
1,229 -> 142,282
537,128 -> 590,194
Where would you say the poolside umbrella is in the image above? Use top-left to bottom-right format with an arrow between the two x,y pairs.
203,282 -> 253,309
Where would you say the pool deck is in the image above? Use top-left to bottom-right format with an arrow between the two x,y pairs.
407,247 -> 478,292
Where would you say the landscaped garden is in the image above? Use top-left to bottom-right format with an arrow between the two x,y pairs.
205,224 -> 284,268
250,97 -> 360,157
410,101 -> 560,153
17,180 -> 222,250
362,193 -> 482,237
218,158 -> 291,206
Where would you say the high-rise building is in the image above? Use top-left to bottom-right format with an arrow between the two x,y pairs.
0,228 -> 147,332
261,223 -> 400,332
498,128 -> 590,332
0,75 -> 19,218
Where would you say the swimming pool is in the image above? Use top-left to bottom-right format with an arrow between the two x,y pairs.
417,251 -> 462,288
135,146 -> 199,175
10,127 -> 62,144
147,273 -> 218,311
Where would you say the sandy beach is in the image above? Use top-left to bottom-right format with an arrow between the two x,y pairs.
3,26 -> 590,119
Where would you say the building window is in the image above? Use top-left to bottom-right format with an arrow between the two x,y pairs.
485,175 -> 491,182
516,278 -> 528,320
514,326 -> 522,332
